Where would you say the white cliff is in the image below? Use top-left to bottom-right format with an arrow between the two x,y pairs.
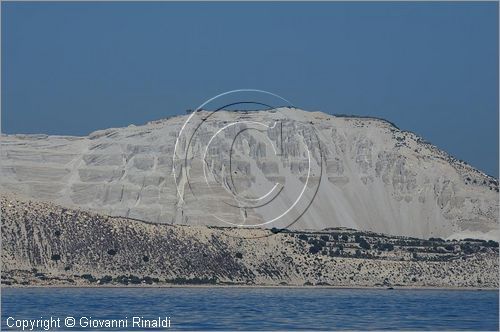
1,108 -> 497,240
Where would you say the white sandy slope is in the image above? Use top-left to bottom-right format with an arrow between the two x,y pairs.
1,108 -> 498,240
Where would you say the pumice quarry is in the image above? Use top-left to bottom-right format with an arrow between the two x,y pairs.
1,108 -> 498,288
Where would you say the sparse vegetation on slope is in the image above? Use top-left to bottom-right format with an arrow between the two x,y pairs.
1,194 -> 498,288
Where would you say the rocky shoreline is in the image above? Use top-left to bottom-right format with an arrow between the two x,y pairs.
2,193 -> 498,288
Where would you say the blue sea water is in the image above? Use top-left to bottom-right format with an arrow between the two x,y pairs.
1,287 -> 498,331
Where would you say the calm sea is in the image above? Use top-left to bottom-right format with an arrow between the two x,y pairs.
1,287 -> 498,330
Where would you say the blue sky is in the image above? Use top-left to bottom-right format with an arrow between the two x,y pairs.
2,2 -> 498,177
